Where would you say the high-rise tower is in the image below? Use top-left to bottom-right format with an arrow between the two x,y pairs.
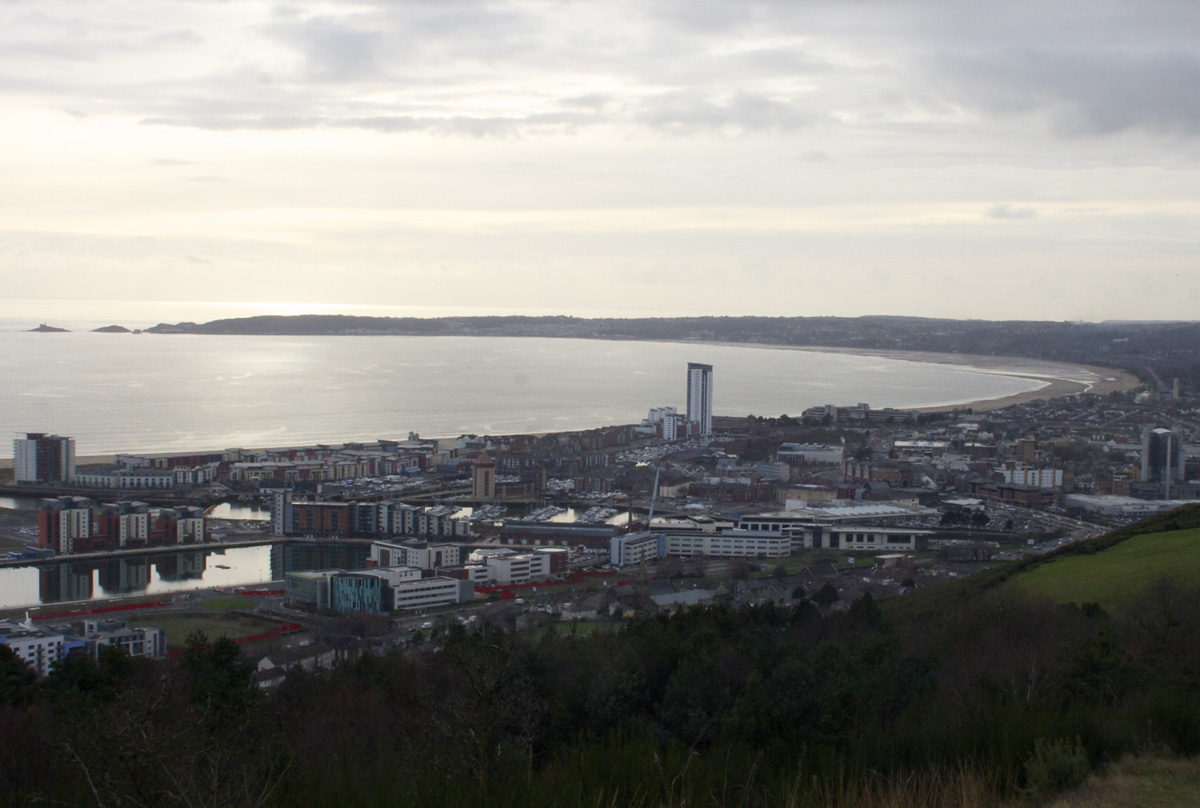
686,363 -> 714,438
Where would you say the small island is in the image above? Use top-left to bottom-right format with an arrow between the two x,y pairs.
92,325 -> 131,333
26,323 -> 70,333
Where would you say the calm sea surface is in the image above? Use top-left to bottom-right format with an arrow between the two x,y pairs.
0,333 -> 1091,460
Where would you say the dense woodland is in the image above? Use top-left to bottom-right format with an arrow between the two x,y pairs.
142,314 -> 1200,391
4,508 -> 1200,807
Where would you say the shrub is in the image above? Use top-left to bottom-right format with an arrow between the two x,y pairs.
1022,736 -> 1089,801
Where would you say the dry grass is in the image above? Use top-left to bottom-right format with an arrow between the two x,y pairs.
1040,756 -> 1200,808
813,766 -> 999,808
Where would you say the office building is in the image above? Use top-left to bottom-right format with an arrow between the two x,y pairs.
0,617 -> 66,677
1142,427 -> 1186,497
686,363 -> 714,437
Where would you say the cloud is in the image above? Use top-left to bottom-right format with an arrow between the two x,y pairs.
938,49 -> 1200,137
635,90 -> 819,134
986,204 -> 1038,220
264,15 -> 385,82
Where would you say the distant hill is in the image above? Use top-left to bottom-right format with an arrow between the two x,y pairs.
138,312 -> 1200,390
92,325 -> 131,333
26,323 -> 69,332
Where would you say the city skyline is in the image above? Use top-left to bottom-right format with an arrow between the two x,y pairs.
3,1 -> 1200,324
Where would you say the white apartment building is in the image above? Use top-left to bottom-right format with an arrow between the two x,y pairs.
610,532 -> 663,566
13,433 -> 75,484
0,618 -> 66,677
73,469 -> 175,489
392,577 -> 474,611
663,530 -> 792,558
113,511 -> 149,547
41,497 -> 93,554
999,467 -> 1064,489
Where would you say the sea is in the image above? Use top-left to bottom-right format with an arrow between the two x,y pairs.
0,330 -> 1097,460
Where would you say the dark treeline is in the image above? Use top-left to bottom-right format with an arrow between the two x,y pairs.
144,313 -> 1200,391
5,511 -> 1200,807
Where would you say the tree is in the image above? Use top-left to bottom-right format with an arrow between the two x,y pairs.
0,645 -> 36,706
773,564 -> 788,580
971,511 -> 990,528
813,583 -> 841,607
791,586 -> 807,601
183,630 -> 255,711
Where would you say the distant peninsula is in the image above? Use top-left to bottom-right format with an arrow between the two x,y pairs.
138,313 -> 1200,391
92,325 -> 131,333
27,323 -> 69,333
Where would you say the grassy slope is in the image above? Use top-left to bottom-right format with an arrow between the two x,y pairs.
1008,529 -> 1200,608
884,505 -> 1200,622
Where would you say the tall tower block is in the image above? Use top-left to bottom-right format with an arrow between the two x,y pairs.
686,363 -> 714,438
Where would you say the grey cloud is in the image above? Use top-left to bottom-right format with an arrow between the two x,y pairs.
937,50 -> 1200,137
266,16 -> 385,81
561,93 -> 612,110
986,204 -> 1038,220
636,90 -> 819,134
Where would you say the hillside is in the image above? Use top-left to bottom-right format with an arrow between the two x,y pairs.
884,504 -> 1200,622
1008,528 -> 1200,608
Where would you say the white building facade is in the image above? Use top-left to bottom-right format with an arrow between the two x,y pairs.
686,363 -> 714,437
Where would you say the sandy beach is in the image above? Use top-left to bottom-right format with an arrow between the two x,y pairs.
682,341 -> 1142,413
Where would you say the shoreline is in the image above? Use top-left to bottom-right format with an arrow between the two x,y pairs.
673,340 -> 1141,413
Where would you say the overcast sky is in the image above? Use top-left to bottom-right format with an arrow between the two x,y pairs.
3,0 -> 1199,325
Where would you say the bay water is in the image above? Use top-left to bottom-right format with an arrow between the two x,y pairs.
0,332 -> 1084,459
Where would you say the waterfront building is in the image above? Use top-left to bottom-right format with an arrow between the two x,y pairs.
73,467 -> 175,490
38,496 -> 92,554
686,363 -> 714,437
498,521 -> 620,550
13,433 -> 75,484
37,497 -> 205,554
96,501 -> 150,548
370,540 -> 461,570
271,490 -> 293,537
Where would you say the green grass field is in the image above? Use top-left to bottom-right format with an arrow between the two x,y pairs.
1008,528 -> 1200,608
146,612 -> 282,651
1047,756 -> 1200,808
